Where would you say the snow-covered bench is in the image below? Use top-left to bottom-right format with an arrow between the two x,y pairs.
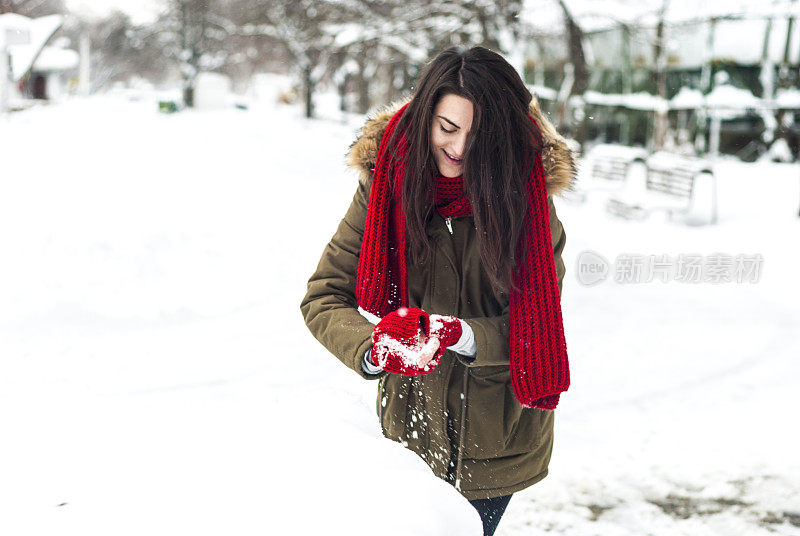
590,145 -> 647,185
566,144 -> 648,204
606,152 -> 717,225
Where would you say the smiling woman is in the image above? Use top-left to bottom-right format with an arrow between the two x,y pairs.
300,45 -> 576,536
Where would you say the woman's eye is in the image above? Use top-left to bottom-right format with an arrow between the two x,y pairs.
440,125 -> 455,134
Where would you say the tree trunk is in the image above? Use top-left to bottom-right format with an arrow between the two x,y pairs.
696,18 -> 717,154
761,15 -> 774,99
783,1 -> 796,83
356,51 -> 369,115
556,0 -> 589,145
339,72 -> 348,113
183,49 -> 198,108
620,23 -> 632,145
653,1 -> 670,150
303,63 -> 314,119
699,18 -> 716,93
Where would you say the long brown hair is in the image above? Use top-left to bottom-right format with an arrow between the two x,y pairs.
385,46 -> 544,297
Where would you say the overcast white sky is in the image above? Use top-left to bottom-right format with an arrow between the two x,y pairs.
64,0 -> 799,28
66,0 -> 163,23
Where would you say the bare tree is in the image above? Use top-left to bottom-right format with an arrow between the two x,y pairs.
49,0 -> 529,118
62,11 -> 174,92
0,0 -> 63,16
219,0 -> 337,117
156,0 -> 232,107
554,0 -> 589,144
328,0 -> 526,114
185,0 -> 528,117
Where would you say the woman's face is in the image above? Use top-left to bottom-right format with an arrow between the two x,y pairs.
430,93 -> 473,178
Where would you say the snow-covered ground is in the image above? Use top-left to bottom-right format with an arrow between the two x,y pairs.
0,94 -> 798,535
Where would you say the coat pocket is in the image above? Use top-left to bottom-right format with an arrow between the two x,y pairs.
462,367 -> 544,459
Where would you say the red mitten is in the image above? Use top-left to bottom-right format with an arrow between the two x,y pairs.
429,314 -> 463,359
371,307 -> 441,376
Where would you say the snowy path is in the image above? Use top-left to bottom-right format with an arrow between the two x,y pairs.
0,97 -> 480,535
1,95 -> 798,535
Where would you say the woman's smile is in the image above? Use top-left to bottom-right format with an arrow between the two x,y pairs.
443,149 -> 463,165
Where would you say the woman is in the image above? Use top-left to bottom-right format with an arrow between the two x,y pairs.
300,46 -> 575,535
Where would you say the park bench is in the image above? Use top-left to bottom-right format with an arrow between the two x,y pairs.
606,151 -> 717,225
592,151 -> 642,184
564,143 -> 648,205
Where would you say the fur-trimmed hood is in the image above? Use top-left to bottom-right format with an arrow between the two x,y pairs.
346,96 -> 577,197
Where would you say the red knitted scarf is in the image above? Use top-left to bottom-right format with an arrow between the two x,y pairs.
355,102 -> 569,410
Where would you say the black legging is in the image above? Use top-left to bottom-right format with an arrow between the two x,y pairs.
469,494 -> 513,536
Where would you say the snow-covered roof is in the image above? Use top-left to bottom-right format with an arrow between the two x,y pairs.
774,88 -> 800,109
0,12 -> 31,30
670,87 -> 705,110
2,14 -> 65,81
33,46 -> 79,72
571,90 -> 669,111
704,84 -> 761,109
535,83 -> 786,113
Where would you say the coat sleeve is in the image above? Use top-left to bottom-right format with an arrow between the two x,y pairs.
459,195 -> 567,367
300,177 -> 387,380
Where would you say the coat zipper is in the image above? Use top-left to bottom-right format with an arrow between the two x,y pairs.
445,216 -> 453,235
448,222 -> 466,491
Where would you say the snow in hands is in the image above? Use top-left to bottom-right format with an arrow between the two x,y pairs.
373,332 -> 439,370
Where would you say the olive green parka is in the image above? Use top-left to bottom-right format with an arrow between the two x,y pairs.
300,97 -> 577,500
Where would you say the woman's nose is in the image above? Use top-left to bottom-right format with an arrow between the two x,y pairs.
451,135 -> 467,158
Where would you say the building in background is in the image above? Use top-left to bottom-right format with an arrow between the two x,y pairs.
0,13 -> 78,110
527,8 -> 800,160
